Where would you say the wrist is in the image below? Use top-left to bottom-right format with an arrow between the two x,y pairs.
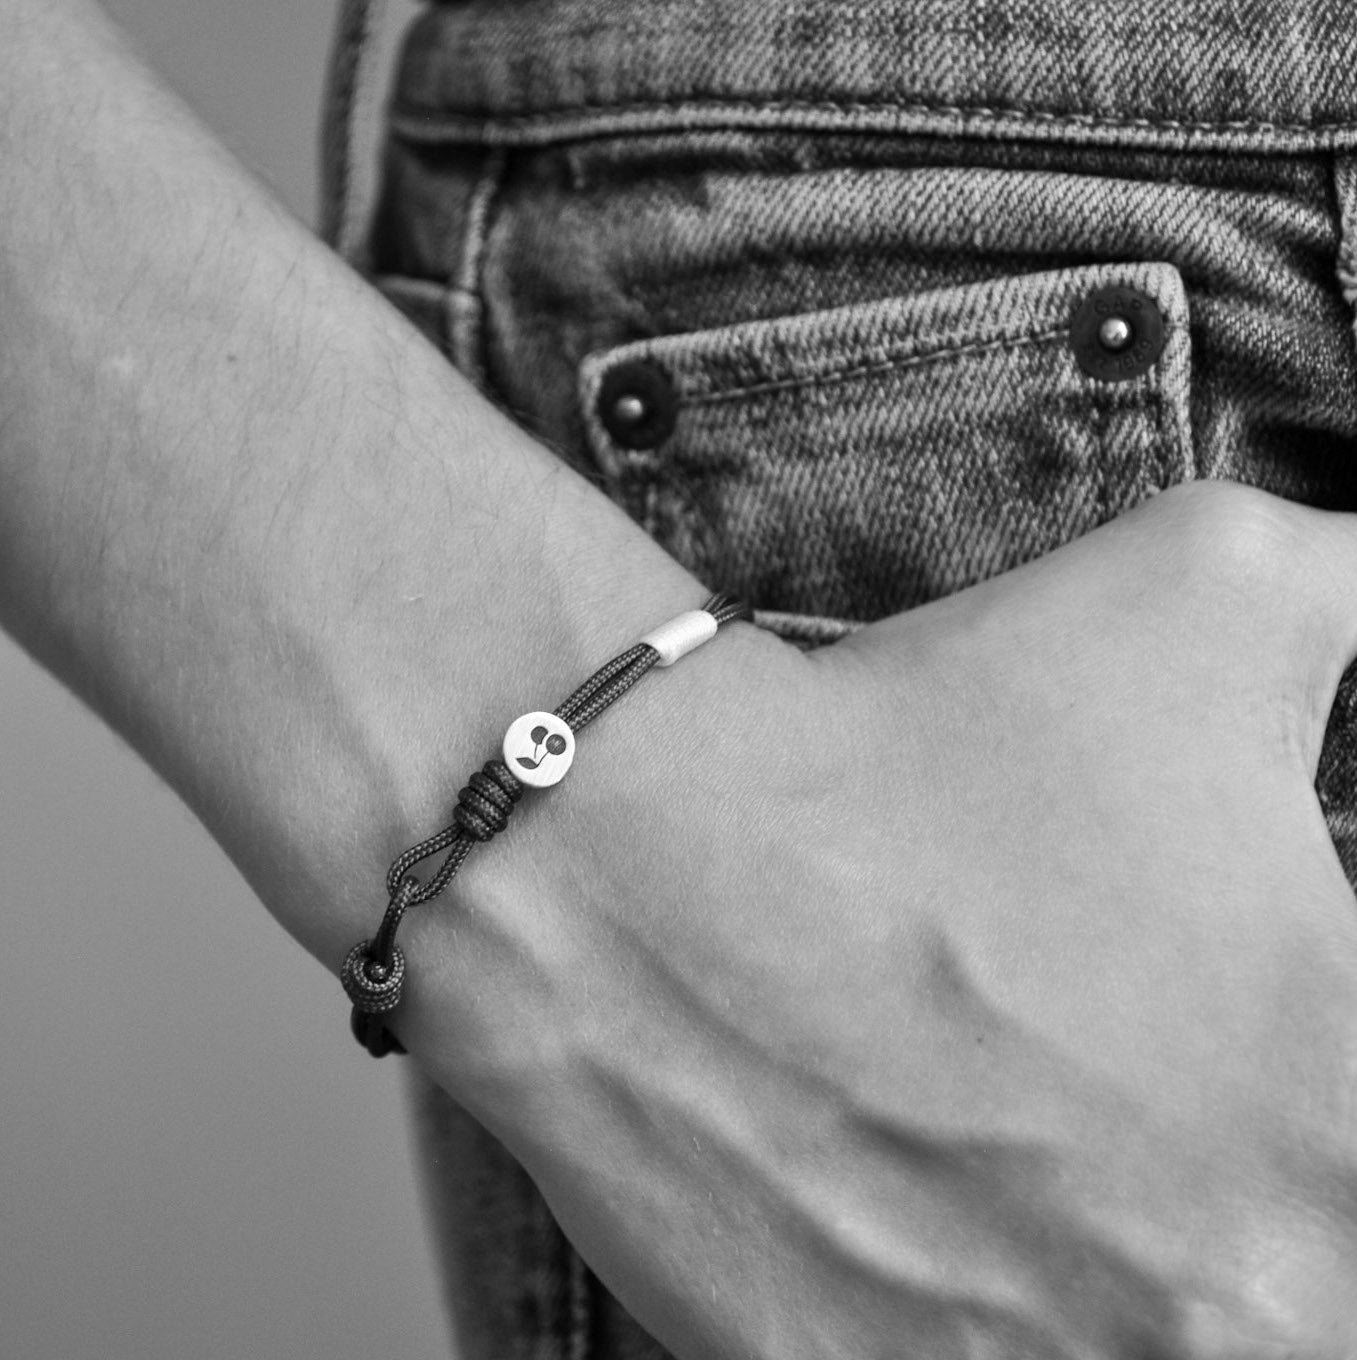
385,609 -> 799,1120
208,408 -> 713,985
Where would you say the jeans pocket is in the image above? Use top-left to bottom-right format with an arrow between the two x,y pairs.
579,259 -> 1196,627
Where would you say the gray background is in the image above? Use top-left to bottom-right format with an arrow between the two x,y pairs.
0,2 -> 454,1357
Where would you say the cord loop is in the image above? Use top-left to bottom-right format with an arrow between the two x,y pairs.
343,593 -> 752,1056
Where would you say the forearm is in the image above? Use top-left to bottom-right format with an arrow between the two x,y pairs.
0,0 -> 707,994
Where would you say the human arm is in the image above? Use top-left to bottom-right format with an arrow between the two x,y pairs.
0,0 -> 723,975
5,2 -> 1357,1357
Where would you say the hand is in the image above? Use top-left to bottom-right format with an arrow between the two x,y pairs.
17,9 -> 1345,1349
400,481 -> 1357,1360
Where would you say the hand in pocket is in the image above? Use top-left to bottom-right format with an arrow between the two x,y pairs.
412,480 -> 1357,1360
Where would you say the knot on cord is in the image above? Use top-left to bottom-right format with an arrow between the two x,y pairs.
341,593 -> 750,1058
452,760 -> 524,841
341,941 -> 407,1015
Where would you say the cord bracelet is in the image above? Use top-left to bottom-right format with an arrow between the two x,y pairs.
342,592 -> 753,1057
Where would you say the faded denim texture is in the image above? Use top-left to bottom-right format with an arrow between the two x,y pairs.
322,1 -> 1357,1355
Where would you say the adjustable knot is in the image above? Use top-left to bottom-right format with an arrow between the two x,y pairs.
342,592 -> 749,1058
452,760 -> 524,841
341,940 -> 406,1015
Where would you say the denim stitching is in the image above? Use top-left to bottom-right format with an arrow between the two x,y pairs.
1333,157 -> 1357,315
1153,373 -> 1173,492
567,1249 -> 592,1360
678,322 -> 1072,407
321,0 -> 390,266
660,480 -> 720,585
447,148 -> 507,388
390,97 -> 1357,142
1091,388 -> 1109,525
641,480 -> 662,537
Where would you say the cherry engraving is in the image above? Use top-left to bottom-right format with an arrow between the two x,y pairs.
516,724 -> 569,771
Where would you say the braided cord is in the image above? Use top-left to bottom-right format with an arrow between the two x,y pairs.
343,593 -> 752,1056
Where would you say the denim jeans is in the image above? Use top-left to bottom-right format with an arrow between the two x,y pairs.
323,2 -> 1357,1355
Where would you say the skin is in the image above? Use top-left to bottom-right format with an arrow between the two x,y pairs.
3,1 -> 1357,1355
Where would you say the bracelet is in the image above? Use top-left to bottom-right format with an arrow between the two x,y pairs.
341,592 -> 753,1056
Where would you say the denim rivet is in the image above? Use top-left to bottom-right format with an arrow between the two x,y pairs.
1071,286 -> 1166,382
1097,315 -> 1133,352
598,360 -> 679,449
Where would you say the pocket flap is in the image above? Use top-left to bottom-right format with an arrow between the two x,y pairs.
579,261 -> 1194,622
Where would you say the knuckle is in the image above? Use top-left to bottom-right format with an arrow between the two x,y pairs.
1154,480 -> 1301,589
1147,483 -> 1357,693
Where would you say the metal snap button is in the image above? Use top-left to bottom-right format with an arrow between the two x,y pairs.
598,360 -> 679,449
1070,285 -> 1166,382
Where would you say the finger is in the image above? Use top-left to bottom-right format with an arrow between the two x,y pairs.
821,480 -> 1357,766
